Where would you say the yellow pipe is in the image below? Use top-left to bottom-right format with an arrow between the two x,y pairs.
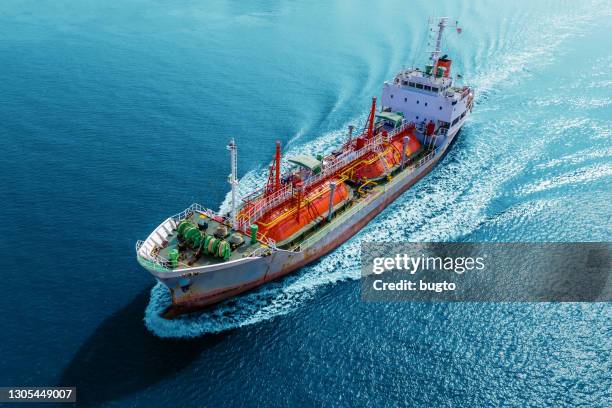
249,142 -> 399,229
358,180 -> 378,195
337,144 -> 396,180
257,174 -> 349,228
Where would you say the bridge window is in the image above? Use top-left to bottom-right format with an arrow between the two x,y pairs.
409,82 -> 416,87
416,83 -> 423,89
424,85 -> 431,91
432,87 -> 439,93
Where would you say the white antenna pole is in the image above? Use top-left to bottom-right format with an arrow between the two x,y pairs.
227,139 -> 238,229
430,17 -> 448,68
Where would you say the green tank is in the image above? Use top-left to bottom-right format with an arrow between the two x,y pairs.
202,235 -> 212,254
177,220 -> 231,259
221,241 -> 231,260
168,249 -> 179,268
177,220 -> 194,237
207,237 -> 218,254
216,240 -> 230,259
183,225 -> 203,248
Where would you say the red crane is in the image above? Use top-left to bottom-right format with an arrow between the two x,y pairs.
265,141 -> 282,195
366,97 -> 376,139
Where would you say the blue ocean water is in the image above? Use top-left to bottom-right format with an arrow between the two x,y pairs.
1,0 -> 611,406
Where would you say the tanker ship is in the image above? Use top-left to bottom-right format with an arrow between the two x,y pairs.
136,18 -> 474,318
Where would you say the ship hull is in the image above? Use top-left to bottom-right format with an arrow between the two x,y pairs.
149,124 -> 464,318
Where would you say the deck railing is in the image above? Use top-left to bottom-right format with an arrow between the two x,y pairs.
136,240 -> 186,270
236,123 -> 414,232
296,193 -> 373,251
296,145 -> 439,251
136,203 -> 215,270
136,142 -> 441,270
170,203 -> 219,223
136,202 -> 278,271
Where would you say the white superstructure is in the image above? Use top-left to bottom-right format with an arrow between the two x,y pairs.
381,17 -> 473,146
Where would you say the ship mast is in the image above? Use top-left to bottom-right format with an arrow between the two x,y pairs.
227,139 -> 238,228
429,17 -> 448,73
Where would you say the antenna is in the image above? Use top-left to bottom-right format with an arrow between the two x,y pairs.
429,17 -> 448,70
227,139 -> 238,229
275,141 -> 281,191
